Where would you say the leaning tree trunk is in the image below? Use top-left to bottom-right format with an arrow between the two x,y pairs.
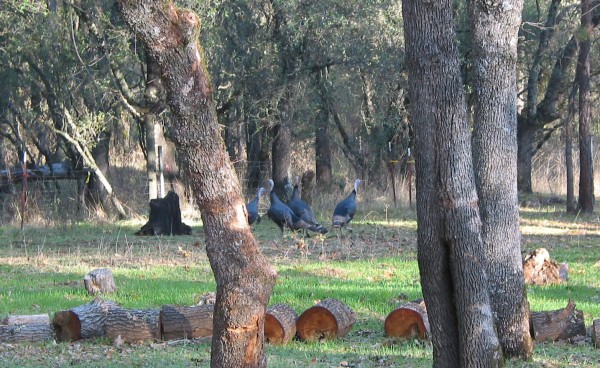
402,1 -> 501,367
468,0 -> 533,359
117,2 -> 277,368
577,0 -> 594,213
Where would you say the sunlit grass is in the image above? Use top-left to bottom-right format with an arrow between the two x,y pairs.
1,203 -> 599,367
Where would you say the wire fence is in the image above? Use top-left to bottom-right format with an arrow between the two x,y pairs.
0,160 -> 274,226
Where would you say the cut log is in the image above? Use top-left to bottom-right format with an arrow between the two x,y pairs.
523,248 -> 568,285
84,268 -> 116,295
592,319 -> 600,348
159,304 -> 213,341
296,298 -> 356,341
530,299 -> 586,342
384,300 -> 430,339
265,304 -> 298,345
53,298 -> 119,342
2,314 -> 50,325
135,191 -> 192,236
0,324 -> 55,343
105,308 -> 161,343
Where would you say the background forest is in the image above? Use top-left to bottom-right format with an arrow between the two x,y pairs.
0,0 -> 598,223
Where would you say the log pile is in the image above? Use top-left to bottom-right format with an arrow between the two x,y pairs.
530,299 -> 586,342
523,248 -> 568,285
384,299 -> 429,340
160,305 -> 213,340
106,308 -> 161,343
296,298 -> 356,342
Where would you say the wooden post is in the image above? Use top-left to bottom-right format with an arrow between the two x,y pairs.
265,304 -> 297,345
157,145 -> 165,198
296,298 -> 356,341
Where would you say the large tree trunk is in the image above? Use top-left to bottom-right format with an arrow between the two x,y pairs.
565,84 -> 578,213
402,1 -> 501,366
271,88 -> 294,202
118,2 -> 276,368
468,0 -> 533,359
577,0 -> 594,213
144,54 -> 165,201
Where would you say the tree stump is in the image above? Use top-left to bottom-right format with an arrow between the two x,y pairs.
84,268 -> 117,295
159,304 -> 213,341
105,308 -> 161,343
530,299 -> 586,342
53,298 -> 119,342
523,248 -> 568,285
296,298 -> 356,341
1,314 -> 55,343
384,299 -> 430,339
265,304 -> 298,345
592,319 -> 600,348
135,191 -> 192,236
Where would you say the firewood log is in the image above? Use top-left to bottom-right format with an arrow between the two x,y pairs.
296,298 -> 356,342
159,304 -> 213,341
53,298 -> 119,342
105,308 -> 160,343
84,268 -> 116,295
530,299 -> 586,342
384,300 -> 430,339
265,304 -> 297,345
2,314 -> 49,325
592,319 -> 600,348
0,323 -> 56,343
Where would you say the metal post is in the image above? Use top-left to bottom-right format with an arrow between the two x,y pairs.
157,145 -> 165,198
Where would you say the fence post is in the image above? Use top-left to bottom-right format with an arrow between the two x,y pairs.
157,146 -> 165,198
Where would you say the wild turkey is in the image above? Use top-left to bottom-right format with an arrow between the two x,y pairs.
287,177 -> 327,234
266,179 -> 327,235
332,179 -> 361,229
246,187 -> 265,225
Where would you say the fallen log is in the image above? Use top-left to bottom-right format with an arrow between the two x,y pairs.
265,304 -> 297,345
296,298 -> 356,342
0,324 -> 56,343
2,314 -> 50,325
159,305 -> 213,341
592,319 -> 599,348
530,299 -> 586,342
384,299 -> 430,339
53,298 -> 119,342
84,268 -> 116,295
106,308 -> 161,343
523,248 -> 568,285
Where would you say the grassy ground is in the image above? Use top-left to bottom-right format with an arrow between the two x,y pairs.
0,200 -> 599,367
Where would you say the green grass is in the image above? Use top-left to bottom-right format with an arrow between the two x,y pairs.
1,204 -> 599,367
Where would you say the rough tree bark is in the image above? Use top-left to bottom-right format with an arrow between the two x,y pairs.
468,0 -> 533,359
315,70 -> 332,187
577,0 -> 594,213
402,1 -> 501,366
118,2 -> 277,367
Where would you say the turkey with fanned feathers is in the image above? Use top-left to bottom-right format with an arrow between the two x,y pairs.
332,179 -> 361,229
245,187 -> 265,226
287,176 -> 327,234
266,179 -> 327,235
